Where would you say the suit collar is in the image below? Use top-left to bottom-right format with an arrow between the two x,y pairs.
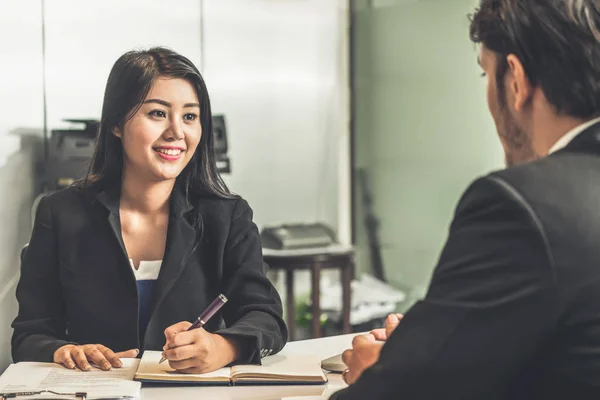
96,186 -> 119,215
557,120 -> 600,156
95,187 -> 128,261
152,185 -> 198,317
549,117 -> 600,154
94,183 -> 198,330
169,183 -> 195,218
95,182 -> 194,218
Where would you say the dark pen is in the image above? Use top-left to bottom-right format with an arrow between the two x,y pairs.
159,294 -> 228,364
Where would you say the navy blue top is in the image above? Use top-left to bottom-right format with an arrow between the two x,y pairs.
130,260 -> 162,343
136,280 -> 156,341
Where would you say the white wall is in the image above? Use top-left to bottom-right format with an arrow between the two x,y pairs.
0,0 -> 43,370
44,0 -> 202,129
42,0 -> 350,239
0,0 -> 44,165
0,148 -> 36,371
203,0 -> 349,238
353,0 -> 503,293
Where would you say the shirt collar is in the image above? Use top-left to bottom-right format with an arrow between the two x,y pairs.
95,181 -> 193,218
548,116 -> 600,154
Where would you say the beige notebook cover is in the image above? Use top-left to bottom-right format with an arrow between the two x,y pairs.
135,351 -> 327,385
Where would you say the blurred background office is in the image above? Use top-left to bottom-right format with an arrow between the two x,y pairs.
0,0 -> 502,371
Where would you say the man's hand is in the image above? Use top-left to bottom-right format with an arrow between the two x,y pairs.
340,313 -> 403,385
369,313 -> 403,341
341,334 -> 384,385
162,321 -> 240,374
53,344 -> 139,371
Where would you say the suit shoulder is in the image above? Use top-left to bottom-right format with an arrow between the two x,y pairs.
38,186 -> 90,212
457,170 -> 552,232
456,172 -> 554,260
457,174 -> 522,213
487,153 -> 579,192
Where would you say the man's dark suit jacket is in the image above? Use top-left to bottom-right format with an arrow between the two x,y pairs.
11,184 -> 288,364
332,123 -> 600,400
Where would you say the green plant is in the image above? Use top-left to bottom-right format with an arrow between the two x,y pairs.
295,295 -> 328,328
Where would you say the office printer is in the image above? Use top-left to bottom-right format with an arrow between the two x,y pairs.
261,223 -> 336,250
46,119 -> 98,190
212,114 -> 231,173
43,115 -> 231,190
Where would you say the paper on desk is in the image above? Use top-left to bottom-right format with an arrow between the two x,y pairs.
0,359 -> 141,399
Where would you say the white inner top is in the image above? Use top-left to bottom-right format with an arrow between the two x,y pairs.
129,259 -> 162,281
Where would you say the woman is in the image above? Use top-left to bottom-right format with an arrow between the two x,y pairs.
11,47 -> 287,373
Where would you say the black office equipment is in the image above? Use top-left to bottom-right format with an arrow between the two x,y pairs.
212,114 -> 231,173
43,115 -> 232,190
213,114 -> 228,154
261,223 -> 336,250
45,119 -> 98,190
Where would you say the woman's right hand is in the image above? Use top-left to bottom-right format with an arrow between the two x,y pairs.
53,344 -> 139,371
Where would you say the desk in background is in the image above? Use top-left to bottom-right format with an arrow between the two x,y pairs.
141,333 -> 356,400
263,245 -> 355,340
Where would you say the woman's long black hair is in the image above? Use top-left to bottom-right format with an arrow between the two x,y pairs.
83,47 -> 232,201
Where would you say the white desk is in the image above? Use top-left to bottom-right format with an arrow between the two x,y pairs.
141,333 -> 356,399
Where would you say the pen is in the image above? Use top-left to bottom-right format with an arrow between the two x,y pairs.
159,294 -> 228,364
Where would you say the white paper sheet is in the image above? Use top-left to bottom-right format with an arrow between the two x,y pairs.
0,359 -> 141,399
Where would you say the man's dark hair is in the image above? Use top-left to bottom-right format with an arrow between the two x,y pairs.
470,0 -> 600,118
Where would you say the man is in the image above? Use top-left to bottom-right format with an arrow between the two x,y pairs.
331,1 -> 600,399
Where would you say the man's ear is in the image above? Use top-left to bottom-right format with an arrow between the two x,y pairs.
112,126 -> 122,138
506,54 -> 532,112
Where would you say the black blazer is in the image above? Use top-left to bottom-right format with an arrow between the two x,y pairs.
332,122 -> 600,400
11,185 -> 287,364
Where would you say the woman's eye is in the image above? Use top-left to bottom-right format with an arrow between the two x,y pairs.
149,110 -> 166,118
184,113 -> 198,121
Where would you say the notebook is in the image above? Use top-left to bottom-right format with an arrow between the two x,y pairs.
134,351 -> 328,386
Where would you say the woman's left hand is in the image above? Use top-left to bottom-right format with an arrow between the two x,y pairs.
162,321 -> 240,374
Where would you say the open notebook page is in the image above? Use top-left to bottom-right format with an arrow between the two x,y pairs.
0,359 -> 141,399
231,354 -> 327,383
135,350 -> 231,382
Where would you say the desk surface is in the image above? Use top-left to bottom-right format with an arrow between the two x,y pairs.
141,333 -> 356,399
